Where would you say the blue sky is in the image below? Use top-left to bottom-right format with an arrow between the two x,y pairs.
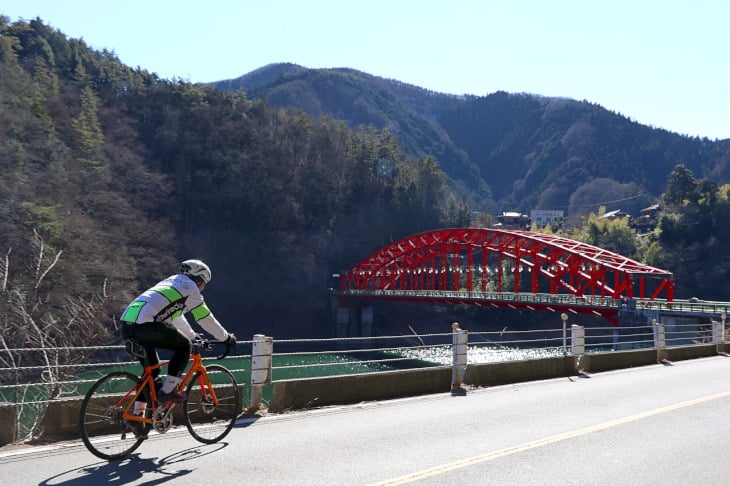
3,1 -> 728,140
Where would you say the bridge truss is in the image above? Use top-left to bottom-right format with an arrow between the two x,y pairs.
339,228 -> 674,307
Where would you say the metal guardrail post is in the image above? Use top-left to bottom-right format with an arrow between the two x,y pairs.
653,319 -> 667,362
721,310 -> 727,344
251,334 -> 273,409
571,324 -> 585,355
451,323 -> 468,393
712,320 -> 722,344
571,324 -> 585,371
653,319 -> 666,349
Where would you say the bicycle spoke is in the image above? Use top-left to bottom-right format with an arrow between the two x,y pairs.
184,364 -> 240,444
79,371 -> 151,460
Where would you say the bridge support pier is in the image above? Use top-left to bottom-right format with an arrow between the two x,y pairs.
334,304 -> 374,340
335,307 -> 349,341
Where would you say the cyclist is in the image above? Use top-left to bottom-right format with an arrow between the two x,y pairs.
120,259 -> 236,428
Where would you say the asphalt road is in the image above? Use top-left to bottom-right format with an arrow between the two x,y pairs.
2,355 -> 730,485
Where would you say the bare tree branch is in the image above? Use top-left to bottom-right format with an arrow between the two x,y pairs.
1,247 -> 10,292
34,239 -> 62,290
2,231 -> 116,441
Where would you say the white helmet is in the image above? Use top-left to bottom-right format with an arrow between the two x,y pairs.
180,259 -> 212,283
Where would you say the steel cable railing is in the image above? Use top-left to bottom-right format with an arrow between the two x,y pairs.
1,322 -> 719,400
1,320 -> 725,442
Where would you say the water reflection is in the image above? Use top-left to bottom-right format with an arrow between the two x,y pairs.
397,344 -> 565,366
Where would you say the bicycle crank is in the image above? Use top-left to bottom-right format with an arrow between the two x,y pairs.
152,405 -> 175,433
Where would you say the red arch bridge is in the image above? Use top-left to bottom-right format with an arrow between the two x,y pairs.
335,228 -> 682,327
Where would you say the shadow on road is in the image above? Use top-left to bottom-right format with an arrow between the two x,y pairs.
39,442 -> 228,485
234,413 -> 261,430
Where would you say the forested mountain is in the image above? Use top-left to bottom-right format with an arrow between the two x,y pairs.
0,17 -> 468,342
2,18 -> 730,349
215,64 -> 730,304
213,63 -> 730,217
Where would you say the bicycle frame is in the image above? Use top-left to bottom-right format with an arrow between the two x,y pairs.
80,338 -> 238,460
119,351 -> 219,427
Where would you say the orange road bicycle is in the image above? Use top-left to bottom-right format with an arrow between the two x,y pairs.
79,337 -> 241,460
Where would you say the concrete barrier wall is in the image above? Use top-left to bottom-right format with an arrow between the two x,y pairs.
0,406 -> 17,445
269,367 -> 453,412
41,400 -> 84,439
259,344 -> 730,413
581,349 -> 658,373
464,356 -> 576,387
663,344 -> 720,361
3,344 -> 730,445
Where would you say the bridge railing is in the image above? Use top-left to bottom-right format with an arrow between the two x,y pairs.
1,319 -> 726,443
338,289 -> 622,307
338,290 -> 730,316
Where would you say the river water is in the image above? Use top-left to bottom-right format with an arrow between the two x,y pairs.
261,343 -> 567,382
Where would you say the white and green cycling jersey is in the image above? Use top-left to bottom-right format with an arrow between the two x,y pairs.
121,274 -> 229,341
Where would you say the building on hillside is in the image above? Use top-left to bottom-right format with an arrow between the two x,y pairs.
599,209 -> 631,220
530,209 -> 564,229
629,203 -> 662,234
494,211 -> 531,230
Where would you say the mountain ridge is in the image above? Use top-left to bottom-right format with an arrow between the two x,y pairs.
211,63 -> 730,218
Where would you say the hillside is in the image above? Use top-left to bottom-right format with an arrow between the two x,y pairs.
212,64 -> 730,219
2,17 -> 730,347
0,18 -> 468,340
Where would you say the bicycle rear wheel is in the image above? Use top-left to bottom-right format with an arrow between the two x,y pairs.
184,364 -> 240,443
79,371 -> 151,460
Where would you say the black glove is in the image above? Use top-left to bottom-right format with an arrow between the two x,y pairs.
225,333 -> 236,345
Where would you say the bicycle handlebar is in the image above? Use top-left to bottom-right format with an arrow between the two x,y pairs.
192,337 -> 235,360
216,339 -> 235,360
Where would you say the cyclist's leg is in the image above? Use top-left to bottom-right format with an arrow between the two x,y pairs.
158,330 -> 191,399
122,322 -> 157,424
122,322 -> 158,374
127,322 -> 191,399
163,329 -> 191,377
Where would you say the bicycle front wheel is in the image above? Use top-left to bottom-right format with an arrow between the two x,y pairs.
184,364 -> 240,443
79,371 -> 151,460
